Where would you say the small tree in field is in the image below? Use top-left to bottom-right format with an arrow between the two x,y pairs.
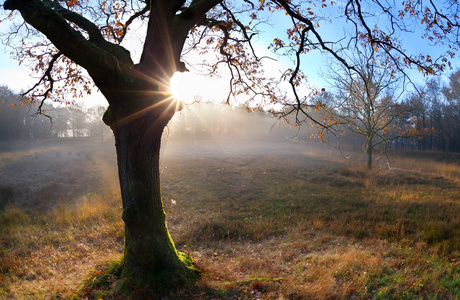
1,0 -> 459,294
326,53 -> 403,169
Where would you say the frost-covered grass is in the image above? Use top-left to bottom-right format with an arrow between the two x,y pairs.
0,138 -> 459,299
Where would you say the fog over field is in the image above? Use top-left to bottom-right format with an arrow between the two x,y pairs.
0,103 -> 331,216
0,103 -> 336,210
0,102 -> 457,215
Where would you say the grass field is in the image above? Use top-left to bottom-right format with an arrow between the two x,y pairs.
0,137 -> 459,299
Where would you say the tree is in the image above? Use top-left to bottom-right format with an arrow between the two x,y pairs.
87,105 -> 111,139
444,69 -> 460,103
442,69 -> 460,151
52,107 -> 72,138
391,91 -> 428,150
68,104 -> 87,137
2,0 -> 459,293
424,78 -> 446,151
325,53 -> 404,169
0,86 -> 26,140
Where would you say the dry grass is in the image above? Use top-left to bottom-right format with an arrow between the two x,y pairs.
0,138 -> 459,299
0,139 -> 123,299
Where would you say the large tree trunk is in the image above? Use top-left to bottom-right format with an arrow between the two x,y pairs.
106,92 -> 196,292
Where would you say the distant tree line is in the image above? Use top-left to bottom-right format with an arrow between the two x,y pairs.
0,84 -> 311,144
3,67 -> 460,155
389,70 -> 460,152
0,86 -> 110,141
312,68 -> 460,155
166,103 -> 307,142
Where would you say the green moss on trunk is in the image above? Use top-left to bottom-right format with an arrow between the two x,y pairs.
109,104 -> 199,296
116,251 -> 200,296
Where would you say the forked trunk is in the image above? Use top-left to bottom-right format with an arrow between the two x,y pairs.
108,96 -> 196,292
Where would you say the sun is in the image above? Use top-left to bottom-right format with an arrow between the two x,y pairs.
170,72 -> 228,104
170,72 -> 195,104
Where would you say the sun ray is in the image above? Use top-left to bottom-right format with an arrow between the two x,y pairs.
107,91 -> 179,128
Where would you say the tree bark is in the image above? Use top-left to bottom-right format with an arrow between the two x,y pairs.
107,92 -> 196,291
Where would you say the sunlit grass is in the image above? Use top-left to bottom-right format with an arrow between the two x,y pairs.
160,142 -> 459,299
0,138 -> 459,299
0,192 -> 124,297
388,150 -> 460,182
0,139 -> 123,299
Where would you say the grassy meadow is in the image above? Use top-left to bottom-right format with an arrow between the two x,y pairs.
0,137 -> 459,299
